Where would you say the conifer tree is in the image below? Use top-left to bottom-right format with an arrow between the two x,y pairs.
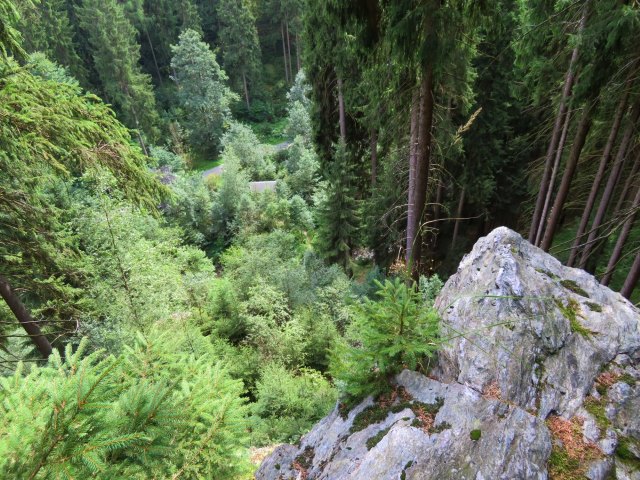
77,0 -> 161,143
217,0 -> 262,109
315,140 -> 359,268
171,29 -> 238,158
16,0 -> 86,82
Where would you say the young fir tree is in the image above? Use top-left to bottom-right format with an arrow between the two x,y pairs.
171,29 -> 238,158
330,278 -> 440,400
76,0 -> 160,144
217,0 -> 262,110
315,140 -> 359,269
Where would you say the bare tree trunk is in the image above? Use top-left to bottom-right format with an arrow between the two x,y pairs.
620,249 -> 640,299
451,186 -> 466,249
281,21 -> 289,84
295,33 -> 301,72
578,100 -> 640,268
613,148 -> 640,218
410,67 -> 435,278
370,129 -> 378,188
242,71 -> 250,110
601,185 -> 640,286
337,76 -> 346,141
535,108 -> 572,246
406,91 -> 419,264
285,19 -> 293,82
567,89 -> 630,266
540,102 -> 595,252
0,275 -> 52,358
144,28 -> 163,86
529,4 -> 588,243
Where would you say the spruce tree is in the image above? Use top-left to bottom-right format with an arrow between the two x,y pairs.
170,29 -> 238,158
315,140 -> 359,269
77,0 -> 160,142
217,0 -> 262,110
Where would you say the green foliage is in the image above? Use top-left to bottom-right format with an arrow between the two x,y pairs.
170,29 -> 237,158
222,121 -> 275,180
217,0 -> 262,107
76,0 -> 160,140
250,363 -> 337,445
0,333 -> 249,479
315,140 -> 360,268
331,279 -> 439,399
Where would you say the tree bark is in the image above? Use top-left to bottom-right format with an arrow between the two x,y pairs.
242,71 -> 250,110
529,4 -> 588,243
535,108 -> 572,246
285,19 -> 293,82
567,88 -> 630,266
578,100 -> 640,268
370,129 -> 378,188
0,276 -> 52,358
620,249 -> 640,299
601,184 -> 640,286
281,21 -> 289,83
144,28 -> 163,86
337,76 -> 346,141
406,91 -> 419,265
295,33 -> 301,72
540,101 -> 595,252
409,67 -> 435,277
451,186 -> 466,249
613,148 -> 640,218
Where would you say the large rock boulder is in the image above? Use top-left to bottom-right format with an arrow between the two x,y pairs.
256,227 -> 640,480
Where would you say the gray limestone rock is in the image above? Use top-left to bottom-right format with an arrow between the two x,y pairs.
256,227 -> 640,480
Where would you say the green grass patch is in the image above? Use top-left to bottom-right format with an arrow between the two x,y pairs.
584,302 -> 602,313
560,280 -> 589,298
547,447 -> 583,480
191,156 -> 222,172
470,429 -> 481,441
366,427 -> 391,450
616,437 -> 640,468
584,396 -> 609,429
620,373 -> 637,386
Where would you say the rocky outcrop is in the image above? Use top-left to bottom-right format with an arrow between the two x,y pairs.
256,227 -> 640,480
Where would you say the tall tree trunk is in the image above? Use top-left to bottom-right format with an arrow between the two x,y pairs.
451,186 -> 466,249
578,100 -> 640,268
242,71 -> 250,110
540,102 -> 595,252
337,76 -> 346,141
601,185 -> 640,286
409,66 -> 435,277
529,4 -> 588,243
567,88 -> 630,266
613,148 -> 640,218
370,129 -> 378,188
535,108 -> 572,246
144,28 -> 163,86
285,19 -> 293,82
620,250 -> 640,299
0,276 -> 52,358
406,91 -> 419,265
295,33 -> 301,72
281,21 -> 289,84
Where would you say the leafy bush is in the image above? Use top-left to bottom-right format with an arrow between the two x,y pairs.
250,363 -> 337,445
330,279 -> 440,400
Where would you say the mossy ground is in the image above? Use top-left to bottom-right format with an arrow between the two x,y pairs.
560,280 -> 589,298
